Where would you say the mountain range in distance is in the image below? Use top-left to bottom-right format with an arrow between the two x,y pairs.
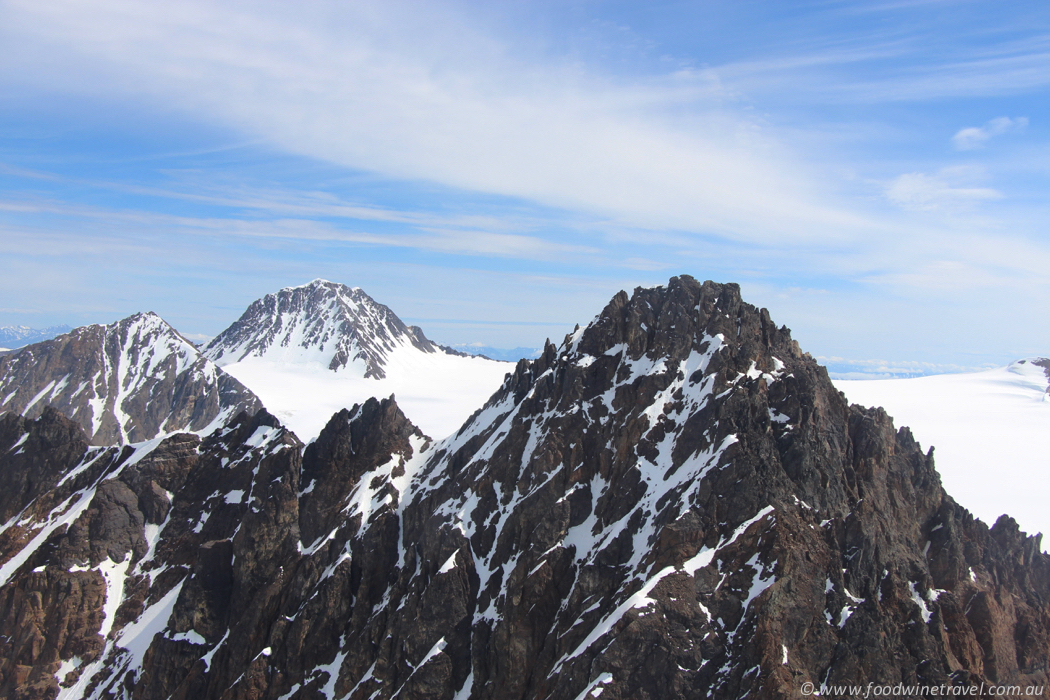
447,345 -> 544,363
0,281 -> 515,446
0,324 -> 72,351
0,275 -> 1046,699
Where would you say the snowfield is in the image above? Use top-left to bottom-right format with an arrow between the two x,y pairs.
218,344 -> 512,443
834,359 -> 1050,545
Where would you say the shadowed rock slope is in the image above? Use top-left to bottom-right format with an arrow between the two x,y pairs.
0,313 -> 262,445
0,276 -> 1046,700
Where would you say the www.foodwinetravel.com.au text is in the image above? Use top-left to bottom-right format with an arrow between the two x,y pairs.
801,682 -> 1046,698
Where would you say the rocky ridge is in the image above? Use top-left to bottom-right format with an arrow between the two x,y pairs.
0,313 -> 261,445
0,276 -> 1046,700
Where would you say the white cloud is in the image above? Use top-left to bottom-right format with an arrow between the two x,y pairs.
0,0 -> 873,245
885,168 -> 1001,211
0,197 -> 595,262
952,116 -> 1029,150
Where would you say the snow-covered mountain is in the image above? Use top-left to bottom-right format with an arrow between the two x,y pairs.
0,324 -> 72,349
834,358 -> 1050,540
0,312 -> 261,445
2,276 -> 1047,700
203,279 -> 512,441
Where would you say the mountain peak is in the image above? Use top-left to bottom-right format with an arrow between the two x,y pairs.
0,312 -> 260,444
560,275 -> 801,380
291,277 -> 360,292
0,323 -> 73,349
204,281 -> 438,378
200,282 -> 512,441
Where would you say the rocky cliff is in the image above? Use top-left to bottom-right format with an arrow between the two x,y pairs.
0,276 -> 1046,700
0,313 -> 262,445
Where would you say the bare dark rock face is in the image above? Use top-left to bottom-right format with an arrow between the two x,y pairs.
0,313 -> 262,446
0,276 -> 1046,700
298,398 -> 429,547
0,408 -> 91,523
203,279 -> 444,378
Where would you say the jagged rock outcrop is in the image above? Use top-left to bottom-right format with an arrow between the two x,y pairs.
0,276 -> 1046,700
0,312 -> 262,445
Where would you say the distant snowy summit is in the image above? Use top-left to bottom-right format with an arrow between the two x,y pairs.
203,279 -> 512,441
203,279 -> 446,379
0,312 -> 260,445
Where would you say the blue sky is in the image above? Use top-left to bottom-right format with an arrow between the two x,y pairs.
1,0 -> 1047,376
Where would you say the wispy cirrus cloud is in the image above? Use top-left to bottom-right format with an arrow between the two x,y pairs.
0,163 -> 535,233
0,0 -> 873,246
0,196 -> 596,262
855,54 -> 1050,101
